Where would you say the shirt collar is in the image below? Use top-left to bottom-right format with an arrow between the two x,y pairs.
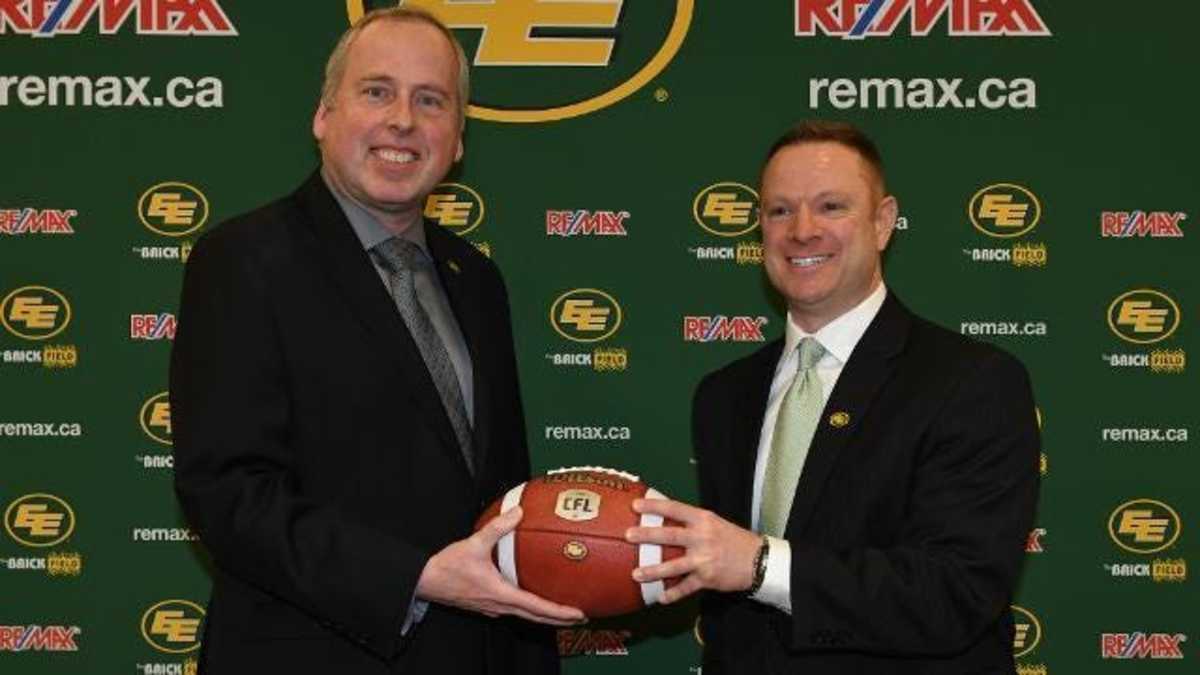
782,282 -> 888,366
320,167 -> 429,256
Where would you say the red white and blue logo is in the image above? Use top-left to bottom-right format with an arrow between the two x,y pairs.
0,0 -> 237,37
795,0 -> 1050,38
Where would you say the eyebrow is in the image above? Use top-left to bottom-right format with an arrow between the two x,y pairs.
355,74 -> 451,98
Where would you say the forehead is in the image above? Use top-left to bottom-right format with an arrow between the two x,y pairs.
342,20 -> 458,85
761,142 -> 877,196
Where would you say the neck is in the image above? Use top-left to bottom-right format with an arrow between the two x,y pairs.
788,278 -> 882,334
319,165 -> 422,236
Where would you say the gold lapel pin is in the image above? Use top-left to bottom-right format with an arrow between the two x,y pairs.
447,260 -> 461,274
829,412 -> 850,428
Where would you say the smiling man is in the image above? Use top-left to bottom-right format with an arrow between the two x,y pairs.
629,120 -> 1040,673
170,8 -> 580,675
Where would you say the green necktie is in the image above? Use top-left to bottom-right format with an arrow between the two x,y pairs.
760,337 -> 826,537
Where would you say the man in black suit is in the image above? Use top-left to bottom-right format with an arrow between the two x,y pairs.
628,121 -> 1039,673
170,8 -> 582,674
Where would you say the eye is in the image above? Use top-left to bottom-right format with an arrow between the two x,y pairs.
415,92 -> 448,111
820,200 -> 847,213
363,85 -> 391,102
764,205 -> 791,219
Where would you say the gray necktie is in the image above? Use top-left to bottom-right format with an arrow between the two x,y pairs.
372,237 -> 475,474
760,337 -> 826,537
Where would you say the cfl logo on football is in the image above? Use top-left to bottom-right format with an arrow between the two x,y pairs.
555,490 -> 601,522
3,494 -> 76,548
1011,605 -> 1042,657
1,286 -> 71,340
969,183 -> 1041,238
1107,289 -> 1181,345
141,600 -> 205,654
551,289 -> 622,343
425,183 -> 484,236
1109,499 -> 1182,554
138,182 -> 209,237
693,183 -> 759,237
140,392 -> 173,446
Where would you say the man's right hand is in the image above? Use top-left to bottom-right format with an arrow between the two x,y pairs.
415,505 -> 587,625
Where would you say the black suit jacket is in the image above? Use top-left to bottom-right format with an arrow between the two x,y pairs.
170,173 -> 557,674
693,293 -> 1039,675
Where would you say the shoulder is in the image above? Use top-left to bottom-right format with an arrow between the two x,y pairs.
694,340 -> 783,404
196,190 -> 304,255
426,220 -> 499,275
901,308 -> 1032,391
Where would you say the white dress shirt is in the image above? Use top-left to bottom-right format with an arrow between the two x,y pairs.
749,283 -> 888,612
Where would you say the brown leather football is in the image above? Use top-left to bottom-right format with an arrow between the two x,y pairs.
476,466 -> 683,618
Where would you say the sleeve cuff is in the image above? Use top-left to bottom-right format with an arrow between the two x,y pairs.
750,536 -> 791,613
400,597 -> 429,636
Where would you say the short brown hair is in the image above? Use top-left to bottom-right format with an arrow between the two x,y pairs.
320,7 -> 470,120
761,120 -> 887,194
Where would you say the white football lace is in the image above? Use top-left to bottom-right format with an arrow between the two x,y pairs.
547,465 -> 641,482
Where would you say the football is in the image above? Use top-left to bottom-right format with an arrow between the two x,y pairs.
476,466 -> 684,618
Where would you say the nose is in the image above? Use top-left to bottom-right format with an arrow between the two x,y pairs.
786,205 -> 820,242
386,96 -> 415,132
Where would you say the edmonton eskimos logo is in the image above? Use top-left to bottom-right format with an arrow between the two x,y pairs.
141,599 -> 205,654
1,286 -> 71,340
138,182 -> 209,237
424,183 -> 485,236
4,493 -> 76,548
1108,498 -> 1182,554
1107,289 -> 1181,345
969,183 -> 1041,238
347,1 -> 693,123
1011,605 -> 1042,658
140,392 -> 173,446
693,183 -> 760,237
551,289 -> 622,343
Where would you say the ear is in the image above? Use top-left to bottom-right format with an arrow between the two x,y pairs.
874,194 -> 898,251
312,101 -> 329,142
454,137 -> 464,162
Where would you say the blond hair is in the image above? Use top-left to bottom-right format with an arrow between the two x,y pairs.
320,7 -> 469,119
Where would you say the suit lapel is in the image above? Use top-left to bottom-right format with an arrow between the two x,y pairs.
424,222 -> 493,480
292,174 -> 466,469
729,341 -> 783,529
784,293 -> 911,537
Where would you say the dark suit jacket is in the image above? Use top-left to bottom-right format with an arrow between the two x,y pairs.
693,293 -> 1039,675
170,173 -> 557,674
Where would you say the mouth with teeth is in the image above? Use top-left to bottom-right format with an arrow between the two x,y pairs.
373,147 -> 419,164
788,254 -> 832,268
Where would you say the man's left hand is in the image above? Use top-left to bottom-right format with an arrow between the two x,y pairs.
625,498 -> 761,604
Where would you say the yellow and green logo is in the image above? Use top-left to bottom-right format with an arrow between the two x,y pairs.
969,183 -> 1041,238
1107,289 -> 1181,345
4,493 -> 76,548
1109,498 -> 1182,554
425,183 -> 485,236
141,599 -> 206,654
1,286 -> 71,340
693,182 -> 760,237
138,182 -> 209,237
551,288 -> 622,342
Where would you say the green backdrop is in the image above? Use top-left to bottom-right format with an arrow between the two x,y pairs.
2,1 -> 1195,673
